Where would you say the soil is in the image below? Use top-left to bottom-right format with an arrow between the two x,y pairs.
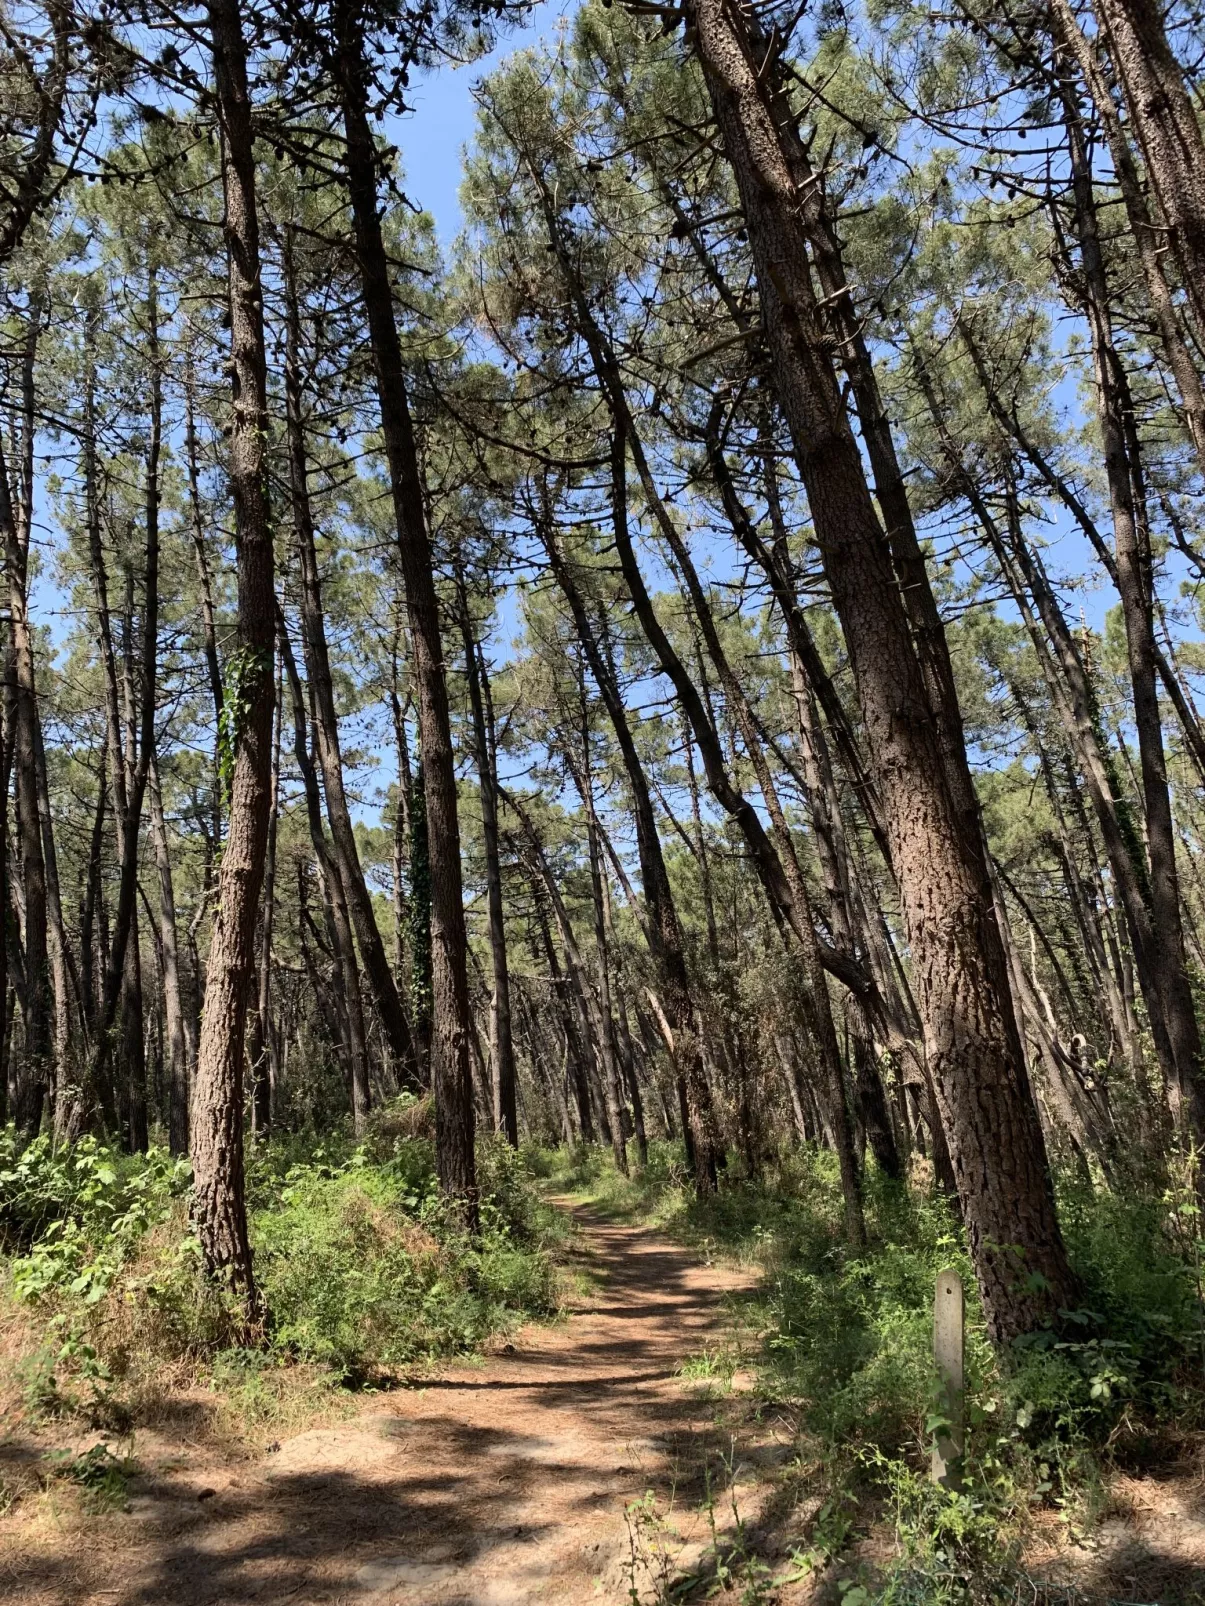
6,1202 -> 1205,1605
0,1204 -> 798,1605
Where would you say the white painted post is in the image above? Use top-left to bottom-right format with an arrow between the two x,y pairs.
931,1267 -> 964,1487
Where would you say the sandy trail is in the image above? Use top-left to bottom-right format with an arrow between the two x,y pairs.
4,1204 -> 776,1605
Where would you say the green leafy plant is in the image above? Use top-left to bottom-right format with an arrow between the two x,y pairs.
216,644 -> 272,801
1,1118 -> 565,1429
43,1442 -> 136,1512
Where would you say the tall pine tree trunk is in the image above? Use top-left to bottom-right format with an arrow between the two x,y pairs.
1092,0 -> 1205,341
1057,86 -> 1205,1135
333,0 -> 475,1215
538,515 -> 722,1192
281,230 -> 419,1088
149,751 -> 191,1155
2,297 -> 49,1135
247,656 -> 280,1140
279,625 -> 372,1131
456,570 -> 517,1145
573,684 -> 628,1177
684,0 -> 1073,1341
191,0 -> 275,1313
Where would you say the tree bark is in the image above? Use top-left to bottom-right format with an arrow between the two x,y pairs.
456,570 -> 518,1144
149,751 -> 191,1155
282,229 -> 419,1089
2,303 -> 50,1136
279,618 -> 371,1129
572,677 -> 628,1176
537,511 -> 722,1191
333,0 -> 475,1216
192,0 -> 275,1316
183,349 -> 225,856
249,655 -> 281,1139
1055,85 -> 1205,1136
80,273 -> 161,1142
1091,0 -> 1205,344
684,0 -> 1073,1340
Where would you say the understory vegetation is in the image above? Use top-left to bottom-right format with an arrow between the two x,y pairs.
4,0 -> 1205,1594
551,1143 -> 1205,1600
1,1105 -> 564,1466
5,1121 -> 1205,1594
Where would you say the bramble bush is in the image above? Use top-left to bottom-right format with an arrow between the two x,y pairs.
0,1106 -> 566,1433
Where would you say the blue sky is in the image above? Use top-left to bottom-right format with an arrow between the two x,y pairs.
395,1 -> 571,247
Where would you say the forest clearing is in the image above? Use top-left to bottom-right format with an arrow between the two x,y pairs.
3,0 -> 1205,1595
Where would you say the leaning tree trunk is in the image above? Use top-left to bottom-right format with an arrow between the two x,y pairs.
1048,0 -> 1205,468
456,571 -> 518,1145
538,514 -> 722,1193
573,688 -> 628,1177
683,0 -> 1074,1343
192,0 -> 276,1316
1,319 -> 50,1137
1092,0 -> 1205,344
282,231 -> 419,1089
334,0 -> 475,1218
1056,85 -> 1205,1137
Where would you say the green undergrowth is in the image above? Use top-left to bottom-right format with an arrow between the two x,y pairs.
542,1139 -> 1205,1602
0,1104 -> 567,1456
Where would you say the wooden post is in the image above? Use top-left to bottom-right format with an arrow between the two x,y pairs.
931,1266 -> 964,1487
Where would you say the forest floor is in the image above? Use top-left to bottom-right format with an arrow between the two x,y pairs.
3,1198 -> 1205,1604
0,1200 -> 807,1605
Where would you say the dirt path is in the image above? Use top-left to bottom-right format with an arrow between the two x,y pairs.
4,1204 -> 790,1606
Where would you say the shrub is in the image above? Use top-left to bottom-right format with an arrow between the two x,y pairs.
0,1111 -> 565,1423
558,1139 -> 1205,1599
251,1141 -> 559,1377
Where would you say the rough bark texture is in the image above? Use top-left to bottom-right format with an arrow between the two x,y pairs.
685,0 -> 1074,1342
1056,85 -> 1205,1136
1048,0 -> 1205,467
191,0 -> 275,1313
1,312 -> 49,1136
1093,0 -> 1205,342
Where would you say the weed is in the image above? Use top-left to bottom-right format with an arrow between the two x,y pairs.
623,1488 -> 686,1604
42,1441 -> 136,1512
0,1115 -> 567,1440
566,1140 -> 1205,1602
678,1347 -> 736,1389
621,1462 -> 803,1604
15,1344 -> 62,1418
